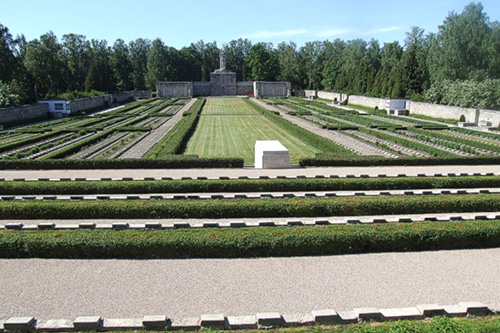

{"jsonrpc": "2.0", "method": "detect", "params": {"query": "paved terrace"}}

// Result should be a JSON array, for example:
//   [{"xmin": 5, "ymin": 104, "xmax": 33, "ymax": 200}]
[
  {"xmin": 0, "ymin": 165, "xmax": 499, "ymax": 180},
  {"xmin": 0, "ymin": 249, "xmax": 499, "ymax": 319}
]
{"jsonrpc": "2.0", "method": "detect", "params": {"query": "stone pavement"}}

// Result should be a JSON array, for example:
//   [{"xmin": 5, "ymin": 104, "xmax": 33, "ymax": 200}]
[
  {"xmin": 0, "ymin": 165, "xmax": 499, "ymax": 180},
  {"xmin": 1, "ymin": 248, "xmax": 499, "ymax": 319}
]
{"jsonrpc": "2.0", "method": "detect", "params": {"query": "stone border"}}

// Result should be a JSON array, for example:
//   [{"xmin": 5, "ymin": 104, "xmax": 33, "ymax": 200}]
[
  {"xmin": 2, "ymin": 212, "xmax": 500, "ymax": 230},
  {"xmin": 0, "ymin": 302, "xmax": 494, "ymax": 332},
  {"xmin": 0, "ymin": 172, "xmax": 496, "ymax": 182},
  {"xmin": 1, "ymin": 187, "xmax": 497, "ymax": 202}
]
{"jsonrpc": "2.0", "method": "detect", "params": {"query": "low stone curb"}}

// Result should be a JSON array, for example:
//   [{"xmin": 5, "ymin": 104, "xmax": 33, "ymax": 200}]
[
  {"xmin": 0, "ymin": 172, "xmax": 496, "ymax": 182},
  {"xmin": 0, "ymin": 302, "xmax": 494, "ymax": 332},
  {"xmin": 1, "ymin": 187, "xmax": 498, "ymax": 202},
  {"xmin": 2, "ymin": 212, "xmax": 500, "ymax": 231}
]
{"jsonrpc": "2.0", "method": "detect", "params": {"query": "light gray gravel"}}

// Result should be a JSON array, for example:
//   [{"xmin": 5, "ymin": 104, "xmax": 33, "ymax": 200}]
[
  {"xmin": 0, "ymin": 249, "xmax": 499, "ymax": 319},
  {"xmin": 0, "ymin": 165, "xmax": 499, "ymax": 180}
]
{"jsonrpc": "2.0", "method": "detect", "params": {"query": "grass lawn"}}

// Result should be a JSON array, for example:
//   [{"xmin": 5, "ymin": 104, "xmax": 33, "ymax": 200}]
[{"xmin": 183, "ymin": 98, "xmax": 322, "ymax": 164}]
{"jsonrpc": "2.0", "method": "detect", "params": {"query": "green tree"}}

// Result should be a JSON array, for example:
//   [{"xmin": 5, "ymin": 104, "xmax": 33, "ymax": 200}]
[
  {"xmin": 62, "ymin": 33, "xmax": 91, "ymax": 91},
  {"xmin": 246, "ymin": 43, "xmax": 279, "ymax": 81},
  {"xmin": 110, "ymin": 39, "xmax": 133, "ymax": 91},
  {"xmin": 401, "ymin": 27, "xmax": 429, "ymax": 98},
  {"xmin": 146, "ymin": 38, "xmax": 169, "ymax": 90},
  {"xmin": 321, "ymin": 39, "xmax": 346, "ymax": 91},
  {"xmin": 224, "ymin": 38, "xmax": 252, "ymax": 81},
  {"xmin": 0, "ymin": 80, "xmax": 20, "ymax": 107},
  {"xmin": 24, "ymin": 32, "xmax": 67, "ymax": 98},
  {"xmin": 129, "ymin": 38, "xmax": 151, "ymax": 90},
  {"xmin": 0, "ymin": 23, "xmax": 17, "ymax": 83}
]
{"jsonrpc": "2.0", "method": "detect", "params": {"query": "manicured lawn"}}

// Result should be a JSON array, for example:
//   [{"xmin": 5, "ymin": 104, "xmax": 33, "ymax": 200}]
[{"xmin": 183, "ymin": 98, "xmax": 322, "ymax": 164}]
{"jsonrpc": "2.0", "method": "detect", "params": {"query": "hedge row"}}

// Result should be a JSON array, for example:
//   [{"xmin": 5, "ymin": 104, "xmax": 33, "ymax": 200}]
[
  {"xmin": 0, "ymin": 156, "xmax": 244, "ymax": 170},
  {"xmin": 244, "ymin": 99, "xmax": 354, "ymax": 156},
  {"xmin": 410, "ymin": 128, "xmax": 500, "ymax": 153},
  {"xmin": 0, "ymin": 130, "xmax": 63, "ymax": 153},
  {"xmin": 1, "ymin": 194, "xmax": 499, "ymax": 219},
  {"xmin": 1, "ymin": 220, "xmax": 500, "ymax": 258},
  {"xmin": 41, "ymin": 129, "xmax": 114, "ymax": 159},
  {"xmin": 300, "ymin": 154, "xmax": 500, "ymax": 166},
  {"xmin": 1, "ymin": 176, "xmax": 498, "ymax": 195},
  {"xmin": 359, "ymin": 128, "xmax": 457, "ymax": 157},
  {"xmin": 146, "ymin": 98, "xmax": 205, "ymax": 158}
]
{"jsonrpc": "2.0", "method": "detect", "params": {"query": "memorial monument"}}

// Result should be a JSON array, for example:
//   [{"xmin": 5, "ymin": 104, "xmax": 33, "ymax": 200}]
[
  {"xmin": 210, "ymin": 51, "xmax": 237, "ymax": 96},
  {"xmin": 156, "ymin": 50, "xmax": 291, "ymax": 98}
]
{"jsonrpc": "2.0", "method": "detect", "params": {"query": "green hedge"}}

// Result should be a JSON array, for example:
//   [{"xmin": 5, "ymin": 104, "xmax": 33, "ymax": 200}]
[
  {"xmin": 300, "ymin": 155, "xmax": 500, "ymax": 166},
  {"xmin": 0, "ymin": 130, "xmax": 63, "ymax": 153},
  {"xmin": 1, "ymin": 194, "xmax": 499, "ymax": 219},
  {"xmin": 1, "ymin": 220, "xmax": 500, "ymax": 258},
  {"xmin": 0, "ymin": 156, "xmax": 244, "ymax": 170},
  {"xmin": 1, "ymin": 176, "xmax": 498, "ymax": 195},
  {"xmin": 41, "ymin": 130, "xmax": 114, "ymax": 159}
]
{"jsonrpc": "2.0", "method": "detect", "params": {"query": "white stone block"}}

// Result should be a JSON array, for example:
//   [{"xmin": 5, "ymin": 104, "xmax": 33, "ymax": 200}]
[{"xmin": 255, "ymin": 140, "xmax": 289, "ymax": 169}]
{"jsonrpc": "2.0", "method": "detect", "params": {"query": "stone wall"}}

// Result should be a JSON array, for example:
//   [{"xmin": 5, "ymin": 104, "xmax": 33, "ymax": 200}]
[
  {"xmin": 348, "ymin": 95, "xmax": 386, "ymax": 109},
  {"xmin": 317, "ymin": 91, "xmax": 346, "ymax": 102},
  {"xmin": 475, "ymin": 109, "xmax": 500, "ymax": 127},
  {"xmin": 408, "ymin": 102, "xmax": 478, "ymax": 123},
  {"xmin": 0, "ymin": 103, "xmax": 49, "ymax": 126},
  {"xmin": 69, "ymin": 95, "xmax": 113, "ymax": 113},
  {"xmin": 193, "ymin": 82, "xmax": 211, "ymax": 96},
  {"xmin": 157, "ymin": 82, "xmax": 193, "ymax": 98},
  {"xmin": 254, "ymin": 81, "xmax": 291, "ymax": 98},
  {"xmin": 236, "ymin": 82, "xmax": 254, "ymax": 95},
  {"xmin": 210, "ymin": 72, "xmax": 237, "ymax": 96}
]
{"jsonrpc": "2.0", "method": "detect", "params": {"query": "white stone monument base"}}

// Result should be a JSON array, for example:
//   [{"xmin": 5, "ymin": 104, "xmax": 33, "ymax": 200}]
[{"xmin": 255, "ymin": 140, "xmax": 290, "ymax": 169}]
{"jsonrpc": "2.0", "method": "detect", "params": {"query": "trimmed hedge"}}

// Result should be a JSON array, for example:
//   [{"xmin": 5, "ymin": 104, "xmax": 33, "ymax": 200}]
[
  {"xmin": 0, "ymin": 130, "xmax": 63, "ymax": 153},
  {"xmin": 0, "ymin": 156, "xmax": 244, "ymax": 170},
  {"xmin": 1, "ymin": 176, "xmax": 498, "ymax": 195},
  {"xmin": 300, "ymin": 155, "xmax": 500, "ymax": 166},
  {"xmin": 1, "ymin": 220, "xmax": 500, "ymax": 258},
  {"xmin": 1, "ymin": 194, "xmax": 499, "ymax": 219},
  {"xmin": 41, "ymin": 130, "xmax": 114, "ymax": 159}
]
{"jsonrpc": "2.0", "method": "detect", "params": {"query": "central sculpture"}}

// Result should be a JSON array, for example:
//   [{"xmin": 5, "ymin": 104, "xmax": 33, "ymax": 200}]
[{"xmin": 219, "ymin": 50, "xmax": 226, "ymax": 71}]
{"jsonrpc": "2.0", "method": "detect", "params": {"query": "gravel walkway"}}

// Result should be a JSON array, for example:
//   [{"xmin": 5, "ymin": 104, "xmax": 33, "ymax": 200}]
[
  {"xmin": 1, "ymin": 248, "xmax": 499, "ymax": 319},
  {"xmin": 119, "ymin": 99, "xmax": 197, "ymax": 159},
  {"xmin": 1, "ymin": 165, "xmax": 499, "ymax": 180}
]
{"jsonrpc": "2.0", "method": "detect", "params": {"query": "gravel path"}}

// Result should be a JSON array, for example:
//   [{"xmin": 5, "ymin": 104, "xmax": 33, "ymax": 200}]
[
  {"xmin": 1, "ymin": 165, "xmax": 499, "ymax": 180},
  {"xmin": 1, "ymin": 248, "xmax": 499, "ymax": 319},
  {"xmin": 119, "ymin": 99, "xmax": 197, "ymax": 159},
  {"xmin": 251, "ymin": 98, "xmax": 388, "ymax": 156}
]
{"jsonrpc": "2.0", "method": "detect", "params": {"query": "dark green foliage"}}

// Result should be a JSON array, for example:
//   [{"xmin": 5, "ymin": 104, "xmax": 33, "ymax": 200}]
[
  {"xmin": 1, "ymin": 219, "xmax": 500, "ymax": 258},
  {"xmin": 0, "ymin": 130, "xmax": 62, "ymax": 153},
  {"xmin": 1, "ymin": 194, "xmax": 499, "ymax": 219},
  {"xmin": 1, "ymin": 176, "xmax": 498, "ymax": 195},
  {"xmin": 0, "ymin": 156, "xmax": 243, "ymax": 169},
  {"xmin": 300, "ymin": 155, "xmax": 500, "ymax": 166}
]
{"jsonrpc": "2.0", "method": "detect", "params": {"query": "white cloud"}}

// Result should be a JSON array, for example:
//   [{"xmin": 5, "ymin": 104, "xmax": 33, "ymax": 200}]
[
  {"xmin": 314, "ymin": 28, "xmax": 356, "ymax": 37},
  {"xmin": 243, "ymin": 29, "xmax": 309, "ymax": 39},
  {"xmin": 361, "ymin": 26, "xmax": 404, "ymax": 35}
]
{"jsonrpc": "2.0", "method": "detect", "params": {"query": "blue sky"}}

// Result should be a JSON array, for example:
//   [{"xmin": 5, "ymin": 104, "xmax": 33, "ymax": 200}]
[{"xmin": 2, "ymin": 0, "xmax": 499, "ymax": 48}]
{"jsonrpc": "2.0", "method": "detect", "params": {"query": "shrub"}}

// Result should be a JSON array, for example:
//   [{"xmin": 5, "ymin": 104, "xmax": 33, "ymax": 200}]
[
  {"xmin": 459, "ymin": 114, "xmax": 466, "ymax": 122},
  {"xmin": 1, "ymin": 220, "xmax": 500, "ymax": 259}
]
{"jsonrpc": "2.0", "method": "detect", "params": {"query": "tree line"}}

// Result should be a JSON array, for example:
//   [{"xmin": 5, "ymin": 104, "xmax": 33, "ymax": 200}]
[{"xmin": 0, "ymin": 2, "xmax": 499, "ymax": 109}]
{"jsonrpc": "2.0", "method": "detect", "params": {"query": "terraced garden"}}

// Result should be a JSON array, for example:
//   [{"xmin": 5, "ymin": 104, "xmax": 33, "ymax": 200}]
[
  {"xmin": 0, "ymin": 98, "xmax": 192, "ymax": 161},
  {"xmin": 263, "ymin": 97, "xmax": 500, "ymax": 160}
]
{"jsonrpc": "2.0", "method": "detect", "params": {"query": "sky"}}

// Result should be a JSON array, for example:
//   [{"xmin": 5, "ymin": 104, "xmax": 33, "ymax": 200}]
[{"xmin": 1, "ymin": 0, "xmax": 499, "ymax": 48}]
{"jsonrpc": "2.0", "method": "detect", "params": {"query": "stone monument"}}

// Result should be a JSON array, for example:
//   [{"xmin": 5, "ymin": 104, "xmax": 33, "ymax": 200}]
[
  {"xmin": 255, "ymin": 140, "xmax": 290, "ymax": 169},
  {"xmin": 210, "ymin": 50, "xmax": 237, "ymax": 96}
]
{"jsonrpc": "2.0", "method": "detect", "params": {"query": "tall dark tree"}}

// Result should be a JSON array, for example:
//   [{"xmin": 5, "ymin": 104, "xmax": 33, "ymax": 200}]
[
  {"xmin": 110, "ymin": 39, "xmax": 133, "ymax": 91},
  {"xmin": 401, "ymin": 27, "xmax": 429, "ymax": 99},
  {"xmin": 24, "ymin": 32, "xmax": 67, "ymax": 97},
  {"xmin": 62, "ymin": 34, "xmax": 91, "ymax": 91},
  {"xmin": 146, "ymin": 38, "xmax": 170, "ymax": 90},
  {"xmin": 129, "ymin": 38, "xmax": 151, "ymax": 90},
  {"xmin": 0, "ymin": 23, "xmax": 17, "ymax": 83},
  {"xmin": 223, "ymin": 38, "xmax": 252, "ymax": 81},
  {"xmin": 246, "ymin": 43, "xmax": 279, "ymax": 81},
  {"xmin": 321, "ymin": 39, "xmax": 346, "ymax": 91}
]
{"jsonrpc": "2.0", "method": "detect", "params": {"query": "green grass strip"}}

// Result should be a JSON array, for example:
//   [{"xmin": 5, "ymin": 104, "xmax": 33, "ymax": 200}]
[
  {"xmin": 1, "ymin": 176, "xmax": 499, "ymax": 195},
  {"xmin": 1, "ymin": 194, "xmax": 499, "ymax": 219},
  {"xmin": 1, "ymin": 219, "xmax": 500, "ymax": 259}
]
